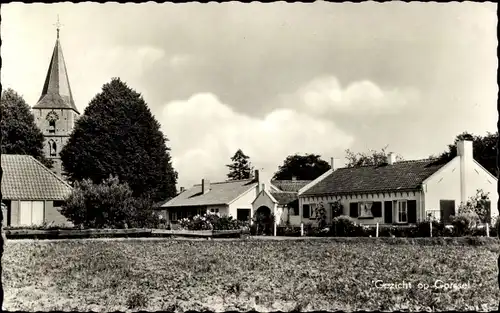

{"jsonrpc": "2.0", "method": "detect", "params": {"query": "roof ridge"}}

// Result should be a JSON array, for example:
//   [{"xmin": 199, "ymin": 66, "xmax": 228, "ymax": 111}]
[
  {"xmin": 339, "ymin": 158, "xmax": 439, "ymax": 169},
  {"xmin": 192, "ymin": 178, "xmax": 255, "ymax": 186},
  {"xmin": 27, "ymin": 155, "xmax": 73, "ymax": 189}
]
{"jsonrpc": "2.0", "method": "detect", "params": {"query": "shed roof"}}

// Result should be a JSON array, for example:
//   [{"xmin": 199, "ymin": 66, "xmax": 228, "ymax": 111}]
[{"xmin": 1, "ymin": 154, "xmax": 72, "ymax": 200}]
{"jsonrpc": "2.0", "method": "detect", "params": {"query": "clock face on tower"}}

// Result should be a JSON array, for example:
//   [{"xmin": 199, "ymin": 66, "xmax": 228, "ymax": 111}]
[{"xmin": 46, "ymin": 111, "xmax": 59, "ymax": 122}]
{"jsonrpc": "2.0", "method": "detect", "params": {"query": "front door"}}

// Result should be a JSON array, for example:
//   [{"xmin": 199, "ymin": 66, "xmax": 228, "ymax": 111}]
[{"xmin": 440, "ymin": 200, "xmax": 455, "ymax": 224}]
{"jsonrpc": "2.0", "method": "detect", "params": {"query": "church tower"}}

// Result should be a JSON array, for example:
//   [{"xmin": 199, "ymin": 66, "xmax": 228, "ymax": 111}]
[{"xmin": 32, "ymin": 21, "xmax": 80, "ymax": 178}]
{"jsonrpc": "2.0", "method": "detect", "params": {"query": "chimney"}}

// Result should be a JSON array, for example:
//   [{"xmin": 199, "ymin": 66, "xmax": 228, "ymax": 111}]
[
  {"xmin": 387, "ymin": 153, "xmax": 396, "ymax": 165},
  {"xmin": 179, "ymin": 187, "xmax": 185, "ymax": 193},
  {"xmin": 291, "ymin": 176, "xmax": 297, "ymax": 181},
  {"xmin": 201, "ymin": 179, "xmax": 210, "ymax": 194},
  {"xmin": 457, "ymin": 139, "xmax": 473, "ymax": 159},
  {"xmin": 254, "ymin": 170, "xmax": 260, "ymax": 184},
  {"xmin": 330, "ymin": 157, "xmax": 339, "ymax": 171},
  {"xmin": 457, "ymin": 139, "xmax": 473, "ymax": 203}
]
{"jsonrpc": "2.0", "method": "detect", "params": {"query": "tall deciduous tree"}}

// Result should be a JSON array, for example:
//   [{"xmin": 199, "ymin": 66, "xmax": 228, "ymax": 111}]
[
  {"xmin": 0, "ymin": 89, "xmax": 52, "ymax": 168},
  {"xmin": 226, "ymin": 149, "xmax": 253, "ymax": 180},
  {"xmin": 345, "ymin": 145, "xmax": 404, "ymax": 168},
  {"xmin": 433, "ymin": 131, "xmax": 498, "ymax": 177},
  {"xmin": 60, "ymin": 78, "xmax": 177, "ymax": 202},
  {"xmin": 273, "ymin": 154, "xmax": 331, "ymax": 180}
]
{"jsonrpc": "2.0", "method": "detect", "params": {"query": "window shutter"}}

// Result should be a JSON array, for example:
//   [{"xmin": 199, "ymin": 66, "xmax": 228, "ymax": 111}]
[
  {"xmin": 371, "ymin": 202, "xmax": 382, "ymax": 218},
  {"xmin": 349, "ymin": 202, "xmax": 359, "ymax": 218},
  {"xmin": 407, "ymin": 200, "xmax": 417, "ymax": 223},
  {"xmin": 384, "ymin": 201, "xmax": 393, "ymax": 224},
  {"xmin": 303, "ymin": 204, "xmax": 310, "ymax": 218}
]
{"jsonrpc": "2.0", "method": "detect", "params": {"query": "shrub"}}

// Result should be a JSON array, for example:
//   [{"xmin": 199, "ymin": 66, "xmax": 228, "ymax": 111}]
[
  {"xmin": 124, "ymin": 197, "xmax": 162, "ymax": 229},
  {"xmin": 457, "ymin": 189, "xmax": 492, "ymax": 223},
  {"xmin": 450, "ymin": 213, "xmax": 480, "ymax": 236},
  {"xmin": 415, "ymin": 218, "xmax": 452, "ymax": 237},
  {"xmin": 179, "ymin": 213, "xmax": 247, "ymax": 231},
  {"xmin": 61, "ymin": 176, "xmax": 159, "ymax": 229},
  {"xmin": 313, "ymin": 202, "xmax": 328, "ymax": 229},
  {"xmin": 332, "ymin": 215, "xmax": 356, "ymax": 236},
  {"xmin": 277, "ymin": 226, "xmax": 301, "ymax": 237}
]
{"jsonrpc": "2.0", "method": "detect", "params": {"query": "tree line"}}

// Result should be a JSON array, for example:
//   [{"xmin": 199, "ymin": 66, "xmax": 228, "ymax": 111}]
[{"xmin": 2, "ymin": 81, "xmax": 498, "ymax": 228}]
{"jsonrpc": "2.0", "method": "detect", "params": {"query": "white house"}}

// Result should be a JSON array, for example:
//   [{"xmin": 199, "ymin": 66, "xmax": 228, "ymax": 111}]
[
  {"xmin": 298, "ymin": 140, "xmax": 498, "ymax": 226},
  {"xmin": 160, "ymin": 170, "xmax": 311, "ymax": 226}
]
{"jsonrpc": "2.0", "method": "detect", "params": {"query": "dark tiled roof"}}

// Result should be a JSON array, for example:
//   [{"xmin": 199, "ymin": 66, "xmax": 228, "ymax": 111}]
[
  {"xmin": 268, "ymin": 180, "xmax": 311, "ymax": 205},
  {"xmin": 162, "ymin": 179, "xmax": 257, "ymax": 207},
  {"xmin": 302, "ymin": 159, "xmax": 447, "ymax": 196},
  {"xmin": 270, "ymin": 192, "xmax": 299, "ymax": 205},
  {"xmin": 271, "ymin": 180, "xmax": 312, "ymax": 192},
  {"xmin": 1, "ymin": 154, "xmax": 73, "ymax": 200},
  {"xmin": 33, "ymin": 36, "xmax": 80, "ymax": 114}
]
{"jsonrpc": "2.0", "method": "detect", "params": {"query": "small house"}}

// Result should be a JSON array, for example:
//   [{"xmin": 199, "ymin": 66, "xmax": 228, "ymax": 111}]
[{"xmin": 1, "ymin": 154, "xmax": 72, "ymax": 227}]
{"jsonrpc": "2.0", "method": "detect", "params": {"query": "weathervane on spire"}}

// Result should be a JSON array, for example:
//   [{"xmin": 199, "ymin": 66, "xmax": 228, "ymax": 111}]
[{"xmin": 53, "ymin": 14, "xmax": 63, "ymax": 39}]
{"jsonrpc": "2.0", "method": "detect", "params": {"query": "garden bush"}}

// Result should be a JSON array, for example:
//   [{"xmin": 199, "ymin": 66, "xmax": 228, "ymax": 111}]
[
  {"xmin": 179, "ymin": 213, "xmax": 248, "ymax": 231},
  {"xmin": 60, "ymin": 176, "xmax": 160, "ymax": 229},
  {"xmin": 450, "ymin": 212, "xmax": 480, "ymax": 236},
  {"xmin": 277, "ymin": 226, "xmax": 301, "ymax": 237},
  {"xmin": 332, "ymin": 215, "xmax": 357, "ymax": 236}
]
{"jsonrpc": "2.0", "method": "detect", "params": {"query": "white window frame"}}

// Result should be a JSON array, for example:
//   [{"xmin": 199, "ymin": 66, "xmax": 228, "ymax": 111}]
[
  {"xmin": 358, "ymin": 202, "xmax": 373, "ymax": 218},
  {"xmin": 396, "ymin": 200, "xmax": 408, "ymax": 223}
]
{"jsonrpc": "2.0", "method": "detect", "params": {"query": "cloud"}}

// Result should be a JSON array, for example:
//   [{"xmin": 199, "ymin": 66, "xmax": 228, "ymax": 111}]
[
  {"xmin": 288, "ymin": 76, "xmax": 419, "ymax": 115},
  {"xmin": 161, "ymin": 93, "xmax": 354, "ymax": 188},
  {"xmin": 168, "ymin": 54, "xmax": 192, "ymax": 68}
]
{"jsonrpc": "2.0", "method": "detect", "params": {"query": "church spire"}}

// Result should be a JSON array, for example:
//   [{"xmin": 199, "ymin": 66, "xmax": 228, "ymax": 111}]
[
  {"xmin": 33, "ymin": 16, "xmax": 80, "ymax": 114},
  {"xmin": 55, "ymin": 15, "xmax": 62, "ymax": 39}
]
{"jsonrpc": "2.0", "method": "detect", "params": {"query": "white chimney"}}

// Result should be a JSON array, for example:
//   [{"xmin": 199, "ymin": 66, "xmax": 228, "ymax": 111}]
[
  {"xmin": 201, "ymin": 179, "xmax": 210, "ymax": 194},
  {"xmin": 330, "ymin": 157, "xmax": 339, "ymax": 171},
  {"xmin": 457, "ymin": 140, "xmax": 473, "ymax": 159},
  {"xmin": 387, "ymin": 153, "xmax": 396, "ymax": 165},
  {"xmin": 291, "ymin": 176, "xmax": 297, "ymax": 181},
  {"xmin": 457, "ymin": 139, "xmax": 473, "ymax": 203}
]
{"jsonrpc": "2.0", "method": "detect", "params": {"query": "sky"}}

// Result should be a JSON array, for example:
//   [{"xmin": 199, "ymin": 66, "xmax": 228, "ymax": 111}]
[{"xmin": 1, "ymin": 2, "xmax": 498, "ymax": 189}]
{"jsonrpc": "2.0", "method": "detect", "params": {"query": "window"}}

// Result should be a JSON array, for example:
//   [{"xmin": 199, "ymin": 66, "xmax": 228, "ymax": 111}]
[
  {"xmin": 48, "ymin": 140, "xmax": 57, "ymax": 157},
  {"xmin": 49, "ymin": 120, "xmax": 56, "ymax": 133},
  {"xmin": 292, "ymin": 205, "xmax": 300, "ymax": 216},
  {"xmin": 169, "ymin": 211, "xmax": 178, "ymax": 222},
  {"xmin": 237, "ymin": 209, "xmax": 251, "ymax": 221},
  {"xmin": 396, "ymin": 200, "xmax": 408, "ymax": 223},
  {"xmin": 19, "ymin": 201, "xmax": 44, "ymax": 226},
  {"xmin": 210, "ymin": 208, "xmax": 220, "ymax": 214},
  {"xmin": 302, "ymin": 204, "xmax": 310, "ymax": 218},
  {"xmin": 358, "ymin": 202, "xmax": 373, "ymax": 218}
]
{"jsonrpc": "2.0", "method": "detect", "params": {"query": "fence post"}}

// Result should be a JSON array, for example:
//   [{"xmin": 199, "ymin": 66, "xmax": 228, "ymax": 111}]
[
  {"xmin": 274, "ymin": 221, "xmax": 277, "ymax": 237},
  {"xmin": 376, "ymin": 223, "xmax": 379, "ymax": 238},
  {"xmin": 300, "ymin": 223, "xmax": 304, "ymax": 237},
  {"xmin": 486, "ymin": 223, "xmax": 490, "ymax": 237},
  {"xmin": 430, "ymin": 220, "xmax": 433, "ymax": 238}
]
